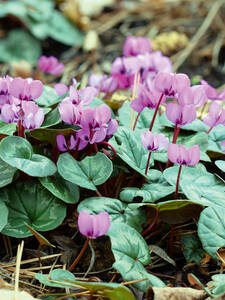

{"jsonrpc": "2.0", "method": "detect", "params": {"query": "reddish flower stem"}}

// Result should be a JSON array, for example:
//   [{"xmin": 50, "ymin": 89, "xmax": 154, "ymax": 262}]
[
  {"xmin": 206, "ymin": 126, "xmax": 213, "ymax": 134},
  {"xmin": 73, "ymin": 138, "xmax": 81, "ymax": 159},
  {"xmin": 172, "ymin": 124, "xmax": 180, "ymax": 143},
  {"xmin": 145, "ymin": 151, "xmax": 152, "ymax": 175},
  {"xmin": 175, "ymin": 164, "xmax": 182, "ymax": 199},
  {"xmin": 142, "ymin": 209, "xmax": 159, "ymax": 236},
  {"xmin": 68, "ymin": 238, "xmax": 90, "ymax": 272},
  {"xmin": 149, "ymin": 93, "xmax": 164, "ymax": 131},
  {"xmin": 99, "ymin": 142, "xmax": 116, "ymax": 160},
  {"xmin": 94, "ymin": 143, "xmax": 98, "ymax": 153},
  {"xmin": 17, "ymin": 120, "xmax": 24, "ymax": 138},
  {"xmin": 166, "ymin": 125, "xmax": 180, "ymax": 168},
  {"xmin": 133, "ymin": 112, "xmax": 141, "ymax": 131}
]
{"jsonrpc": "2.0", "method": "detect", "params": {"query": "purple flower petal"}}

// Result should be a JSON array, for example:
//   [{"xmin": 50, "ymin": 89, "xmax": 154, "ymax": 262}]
[
  {"xmin": 56, "ymin": 135, "xmax": 68, "ymax": 151},
  {"xmin": 93, "ymin": 212, "xmax": 110, "ymax": 238},
  {"xmin": 78, "ymin": 211, "xmax": 93, "ymax": 238},
  {"xmin": 188, "ymin": 145, "xmax": 200, "ymax": 166}
]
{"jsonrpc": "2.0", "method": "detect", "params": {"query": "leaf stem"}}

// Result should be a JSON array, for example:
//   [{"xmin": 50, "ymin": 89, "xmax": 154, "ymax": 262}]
[
  {"xmin": 142, "ymin": 209, "xmax": 159, "ymax": 236},
  {"xmin": 68, "ymin": 238, "xmax": 90, "ymax": 272},
  {"xmin": 166, "ymin": 124, "xmax": 180, "ymax": 168},
  {"xmin": 149, "ymin": 93, "xmax": 164, "ymax": 131},
  {"xmin": 175, "ymin": 164, "xmax": 182, "ymax": 199},
  {"xmin": 145, "ymin": 151, "xmax": 152, "ymax": 175},
  {"xmin": 95, "ymin": 189, "xmax": 103, "ymax": 197},
  {"xmin": 99, "ymin": 142, "xmax": 116, "ymax": 160}
]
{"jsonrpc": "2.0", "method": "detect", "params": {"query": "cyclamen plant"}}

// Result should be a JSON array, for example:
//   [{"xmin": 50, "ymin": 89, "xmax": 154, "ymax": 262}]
[{"xmin": 0, "ymin": 37, "xmax": 224, "ymax": 299}]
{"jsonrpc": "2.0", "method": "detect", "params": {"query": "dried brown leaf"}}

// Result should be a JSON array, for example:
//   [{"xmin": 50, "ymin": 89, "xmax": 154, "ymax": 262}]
[{"xmin": 146, "ymin": 287, "xmax": 208, "ymax": 300}]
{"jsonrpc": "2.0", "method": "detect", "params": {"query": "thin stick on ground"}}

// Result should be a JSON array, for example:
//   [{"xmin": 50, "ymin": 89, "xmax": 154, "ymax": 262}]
[{"xmin": 173, "ymin": 0, "xmax": 224, "ymax": 72}]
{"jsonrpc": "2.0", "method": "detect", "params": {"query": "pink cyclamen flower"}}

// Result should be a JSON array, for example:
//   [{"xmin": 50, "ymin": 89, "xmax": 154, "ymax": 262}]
[
  {"xmin": 123, "ymin": 36, "xmax": 152, "ymax": 57},
  {"xmin": 9, "ymin": 77, "xmax": 43, "ymax": 101},
  {"xmin": 63, "ymin": 86, "xmax": 98, "ymax": 107},
  {"xmin": 201, "ymin": 80, "xmax": 225, "ymax": 101},
  {"xmin": 38, "ymin": 56, "xmax": 64, "ymax": 75},
  {"xmin": 178, "ymin": 85, "xmax": 206, "ymax": 107},
  {"xmin": 141, "ymin": 131, "xmax": 169, "ymax": 152},
  {"xmin": 1, "ymin": 101, "xmax": 44, "ymax": 129},
  {"xmin": 58, "ymin": 99, "xmax": 81, "ymax": 125},
  {"xmin": 203, "ymin": 102, "xmax": 225, "ymax": 128},
  {"xmin": 168, "ymin": 144, "xmax": 200, "ymax": 166},
  {"xmin": 78, "ymin": 211, "xmax": 110, "ymax": 239},
  {"xmin": 78, "ymin": 104, "xmax": 117, "ymax": 144},
  {"xmin": 166, "ymin": 103, "xmax": 196, "ymax": 127},
  {"xmin": 154, "ymin": 72, "xmax": 190, "ymax": 97}
]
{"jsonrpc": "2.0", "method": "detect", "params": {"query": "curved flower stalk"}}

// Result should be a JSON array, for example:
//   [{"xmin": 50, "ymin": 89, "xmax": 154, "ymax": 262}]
[
  {"xmin": 167, "ymin": 144, "xmax": 200, "ymax": 199},
  {"xmin": 141, "ymin": 131, "xmax": 169, "ymax": 175},
  {"xmin": 68, "ymin": 211, "xmax": 110, "ymax": 272},
  {"xmin": 203, "ymin": 102, "xmax": 225, "ymax": 134},
  {"xmin": 38, "ymin": 56, "xmax": 64, "ymax": 75}
]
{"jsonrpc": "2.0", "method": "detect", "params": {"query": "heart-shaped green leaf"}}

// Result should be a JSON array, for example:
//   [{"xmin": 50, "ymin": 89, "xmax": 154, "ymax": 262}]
[
  {"xmin": 181, "ymin": 234, "xmax": 204, "ymax": 264},
  {"xmin": 120, "ymin": 173, "xmax": 174, "ymax": 203},
  {"xmin": 0, "ymin": 158, "xmax": 17, "ymax": 188},
  {"xmin": 0, "ymin": 181, "xmax": 66, "ymax": 237},
  {"xmin": 207, "ymin": 274, "xmax": 225, "ymax": 297},
  {"xmin": 48, "ymin": 11, "xmax": 84, "ymax": 46},
  {"xmin": 108, "ymin": 223, "xmax": 165, "ymax": 291},
  {"xmin": 57, "ymin": 152, "xmax": 113, "ymax": 190},
  {"xmin": 41, "ymin": 107, "xmax": 62, "ymax": 128},
  {"xmin": 30, "ymin": 128, "xmax": 77, "ymax": 146},
  {"xmin": 0, "ymin": 1, "xmax": 27, "ymax": 18},
  {"xmin": 35, "ymin": 269, "xmax": 76, "ymax": 288},
  {"xmin": 0, "ymin": 29, "xmax": 41, "ymax": 64},
  {"xmin": 39, "ymin": 173, "xmax": 79, "ymax": 204},
  {"xmin": 36, "ymin": 269, "xmax": 135, "ymax": 300},
  {"xmin": 0, "ymin": 136, "xmax": 56, "ymax": 177},
  {"xmin": 0, "ymin": 199, "xmax": 8, "ymax": 232},
  {"xmin": 163, "ymin": 164, "xmax": 207, "ymax": 187},
  {"xmin": 0, "ymin": 119, "xmax": 17, "ymax": 136},
  {"xmin": 77, "ymin": 197, "xmax": 145, "ymax": 232},
  {"xmin": 208, "ymin": 125, "xmax": 225, "ymax": 154},
  {"xmin": 180, "ymin": 170, "xmax": 225, "ymax": 209},
  {"xmin": 198, "ymin": 206, "xmax": 225, "ymax": 259},
  {"xmin": 111, "ymin": 127, "xmax": 153, "ymax": 178},
  {"xmin": 215, "ymin": 160, "xmax": 225, "ymax": 172}
]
